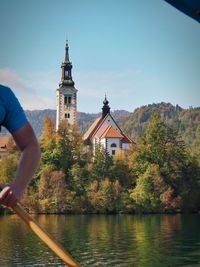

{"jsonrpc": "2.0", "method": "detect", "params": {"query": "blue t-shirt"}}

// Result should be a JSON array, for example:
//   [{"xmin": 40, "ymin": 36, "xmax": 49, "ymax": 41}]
[{"xmin": 0, "ymin": 84, "xmax": 28, "ymax": 133}]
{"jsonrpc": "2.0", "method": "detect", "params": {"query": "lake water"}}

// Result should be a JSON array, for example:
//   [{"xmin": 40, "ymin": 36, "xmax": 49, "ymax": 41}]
[{"xmin": 1, "ymin": 214, "xmax": 200, "ymax": 266}]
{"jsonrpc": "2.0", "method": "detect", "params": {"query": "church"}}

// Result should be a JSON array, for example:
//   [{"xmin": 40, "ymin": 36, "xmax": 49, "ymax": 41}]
[
  {"xmin": 83, "ymin": 97, "xmax": 133, "ymax": 156},
  {"xmin": 56, "ymin": 40, "xmax": 133, "ymax": 156}
]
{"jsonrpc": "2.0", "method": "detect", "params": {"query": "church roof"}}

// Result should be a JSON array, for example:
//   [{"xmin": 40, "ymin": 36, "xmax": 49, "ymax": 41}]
[
  {"xmin": 83, "ymin": 112, "xmax": 134, "ymax": 144},
  {"xmin": 83, "ymin": 117, "xmax": 103, "ymax": 141},
  {"xmin": 121, "ymin": 134, "xmax": 133, "ymax": 144},
  {"xmin": 83, "ymin": 113, "xmax": 116, "ymax": 141},
  {"xmin": 100, "ymin": 125, "xmax": 124, "ymax": 139},
  {"xmin": 95, "ymin": 120, "xmax": 111, "ymax": 138},
  {"xmin": 83, "ymin": 97, "xmax": 135, "ymax": 145},
  {"xmin": 100, "ymin": 125, "xmax": 133, "ymax": 144}
]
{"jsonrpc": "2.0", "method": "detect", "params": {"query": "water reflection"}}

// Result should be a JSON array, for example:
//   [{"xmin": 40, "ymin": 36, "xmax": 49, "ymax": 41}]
[{"xmin": 1, "ymin": 214, "xmax": 200, "ymax": 266}]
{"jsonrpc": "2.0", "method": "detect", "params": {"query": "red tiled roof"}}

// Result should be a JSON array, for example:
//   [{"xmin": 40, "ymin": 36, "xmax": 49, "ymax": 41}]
[
  {"xmin": 83, "ymin": 113, "xmax": 135, "ymax": 145},
  {"xmin": 100, "ymin": 125, "xmax": 124, "ymax": 139}
]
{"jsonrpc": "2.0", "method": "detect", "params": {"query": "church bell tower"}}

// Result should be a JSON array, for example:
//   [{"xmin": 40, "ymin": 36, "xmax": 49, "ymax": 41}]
[{"xmin": 56, "ymin": 40, "xmax": 78, "ymax": 130}]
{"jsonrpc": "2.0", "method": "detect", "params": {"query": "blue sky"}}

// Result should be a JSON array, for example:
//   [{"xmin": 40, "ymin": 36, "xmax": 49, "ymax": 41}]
[{"xmin": 0, "ymin": 0, "xmax": 199, "ymax": 112}]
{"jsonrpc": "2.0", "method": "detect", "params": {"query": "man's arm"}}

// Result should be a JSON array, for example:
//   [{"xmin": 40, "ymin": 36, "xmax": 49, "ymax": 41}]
[{"xmin": 0, "ymin": 123, "xmax": 41, "ymax": 207}]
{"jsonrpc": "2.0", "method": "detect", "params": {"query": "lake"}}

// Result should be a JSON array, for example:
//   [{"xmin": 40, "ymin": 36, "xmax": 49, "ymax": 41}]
[{"xmin": 1, "ymin": 214, "xmax": 200, "ymax": 266}]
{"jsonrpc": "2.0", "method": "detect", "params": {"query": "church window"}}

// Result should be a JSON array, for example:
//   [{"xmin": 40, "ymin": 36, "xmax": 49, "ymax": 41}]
[
  {"xmin": 65, "ymin": 113, "xmax": 70, "ymax": 118},
  {"xmin": 112, "ymin": 150, "xmax": 115, "ymax": 155},
  {"xmin": 64, "ymin": 96, "xmax": 72, "ymax": 106},
  {"xmin": 111, "ymin": 143, "xmax": 117, "ymax": 148}
]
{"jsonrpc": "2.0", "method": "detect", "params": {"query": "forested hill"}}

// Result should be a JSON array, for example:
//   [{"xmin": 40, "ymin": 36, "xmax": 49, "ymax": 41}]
[
  {"xmin": 117, "ymin": 102, "xmax": 200, "ymax": 151},
  {"xmin": 22, "ymin": 102, "xmax": 200, "ymax": 151},
  {"xmin": 24, "ymin": 109, "xmax": 131, "ymax": 137}
]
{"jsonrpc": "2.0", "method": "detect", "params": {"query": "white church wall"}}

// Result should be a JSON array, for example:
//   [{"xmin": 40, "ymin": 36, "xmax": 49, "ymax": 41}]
[
  {"xmin": 106, "ymin": 138, "xmax": 121, "ymax": 156},
  {"xmin": 100, "ymin": 138, "xmax": 106, "ymax": 148}
]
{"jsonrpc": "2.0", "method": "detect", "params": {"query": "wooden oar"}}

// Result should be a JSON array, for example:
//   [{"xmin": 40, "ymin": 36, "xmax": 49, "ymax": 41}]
[{"xmin": 11, "ymin": 203, "xmax": 80, "ymax": 267}]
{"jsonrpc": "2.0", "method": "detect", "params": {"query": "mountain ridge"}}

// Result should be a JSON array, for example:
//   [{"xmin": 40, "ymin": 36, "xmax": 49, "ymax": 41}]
[{"xmin": 1, "ymin": 102, "xmax": 199, "ymax": 153}]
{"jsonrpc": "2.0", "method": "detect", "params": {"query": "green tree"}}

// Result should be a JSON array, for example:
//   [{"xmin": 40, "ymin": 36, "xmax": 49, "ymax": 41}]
[
  {"xmin": 69, "ymin": 163, "xmax": 89, "ymax": 195},
  {"xmin": 0, "ymin": 155, "xmax": 18, "ymax": 185},
  {"xmin": 130, "ymin": 164, "xmax": 165, "ymax": 212},
  {"xmin": 40, "ymin": 116, "xmax": 58, "ymax": 169},
  {"xmin": 193, "ymin": 124, "xmax": 200, "ymax": 164},
  {"xmin": 90, "ymin": 143, "xmax": 113, "ymax": 181},
  {"xmin": 56, "ymin": 120, "xmax": 73, "ymax": 176},
  {"xmin": 70, "ymin": 125, "xmax": 89, "ymax": 166},
  {"xmin": 130, "ymin": 113, "xmax": 200, "ymax": 212}
]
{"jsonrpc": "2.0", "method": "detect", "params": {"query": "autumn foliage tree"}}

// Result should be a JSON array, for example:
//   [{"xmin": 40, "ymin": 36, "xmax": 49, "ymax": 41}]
[
  {"xmin": 7, "ymin": 112, "xmax": 199, "ymax": 215},
  {"xmin": 130, "ymin": 113, "xmax": 200, "ymax": 212}
]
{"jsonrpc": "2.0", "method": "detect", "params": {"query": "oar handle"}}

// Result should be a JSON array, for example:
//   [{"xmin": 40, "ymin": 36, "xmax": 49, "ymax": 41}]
[{"xmin": 12, "ymin": 203, "xmax": 80, "ymax": 267}]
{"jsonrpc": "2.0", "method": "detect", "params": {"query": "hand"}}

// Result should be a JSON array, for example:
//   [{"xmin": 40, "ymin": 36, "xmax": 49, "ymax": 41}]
[{"xmin": 0, "ymin": 184, "xmax": 23, "ymax": 208}]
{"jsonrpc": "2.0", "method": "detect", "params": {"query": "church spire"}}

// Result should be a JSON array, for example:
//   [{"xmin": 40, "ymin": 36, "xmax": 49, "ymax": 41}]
[
  {"xmin": 64, "ymin": 39, "xmax": 70, "ymax": 63},
  {"xmin": 102, "ymin": 95, "xmax": 110, "ymax": 117},
  {"xmin": 60, "ymin": 39, "xmax": 74, "ymax": 86}
]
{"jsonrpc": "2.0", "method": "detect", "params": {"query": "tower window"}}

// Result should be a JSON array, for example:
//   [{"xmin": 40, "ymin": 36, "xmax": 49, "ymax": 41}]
[
  {"xmin": 65, "ymin": 113, "xmax": 70, "ymax": 118},
  {"xmin": 65, "ymin": 70, "xmax": 68, "ymax": 77},
  {"xmin": 64, "ymin": 96, "xmax": 72, "ymax": 105},
  {"xmin": 112, "ymin": 150, "xmax": 116, "ymax": 155}
]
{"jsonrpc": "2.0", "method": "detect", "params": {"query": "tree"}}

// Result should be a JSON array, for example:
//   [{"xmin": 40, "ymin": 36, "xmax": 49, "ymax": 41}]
[
  {"xmin": 40, "ymin": 116, "xmax": 56, "ymax": 151},
  {"xmin": 56, "ymin": 120, "xmax": 73, "ymax": 176},
  {"xmin": 130, "ymin": 164, "xmax": 165, "ymax": 212},
  {"xmin": 70, "ymin": 125, "xmax": 89, "ymax": 166},
  {"xmin": 193, "ymin": 124, "xmax": 200, "ymax": 164},
  {"xmin": 0, "ymin": 155, "xmax": 18, "ymax": 185},
  {"xmin": 110, "ymin": 150, "xmax": 132, "ymax": 187},
  {"xmin": 0, "ymin": 137, "xmax": 19, "ymax": 185},
  {"xmin": 89, "ymin": 143, "xmax": 113, "ymax": 181},
  {"xmin": 40, "ymin": 116, "xmax": 58, "ymax": 169},
  {"xmin": 69, "ymin": 163, "xmax": 89, "ymax": 195},
  {"xmin": 130, "ymin": 112, "xmax": 200, "ymax": 212},
  {"xmin": 88, "ymin": 178, "xmax": 122, "ymax": 213},
  {"xmin": 38, "ymin": 166, "xmax": 69, "ymax": 213}
]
